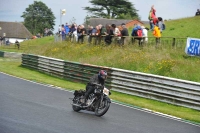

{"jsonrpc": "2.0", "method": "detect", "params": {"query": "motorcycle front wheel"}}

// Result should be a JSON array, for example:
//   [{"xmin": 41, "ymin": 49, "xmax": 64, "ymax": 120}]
[
  {"xmin": 72, "ymin": 97, "xmax": 82, "ymax": 112},
  {"xmin": 95, "ymin": 98, "xmax": 110, "ymax": 117}
]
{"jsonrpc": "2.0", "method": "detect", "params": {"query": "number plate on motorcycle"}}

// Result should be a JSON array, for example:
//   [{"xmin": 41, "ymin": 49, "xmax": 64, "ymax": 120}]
[{"xmin": 103, "ymin": 88, "xmax": 109, "ymax": 96}]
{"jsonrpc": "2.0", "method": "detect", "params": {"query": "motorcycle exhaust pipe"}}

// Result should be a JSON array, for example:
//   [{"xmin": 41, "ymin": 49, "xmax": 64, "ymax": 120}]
[{"xmin": 71, "ymin": 103, "xmax": 88, "ymax": 108}]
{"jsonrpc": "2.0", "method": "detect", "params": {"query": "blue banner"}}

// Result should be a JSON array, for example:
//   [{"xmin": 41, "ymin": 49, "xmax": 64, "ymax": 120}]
[{"xmin": 185, "ymin": 38, "xmax": 200, "ymax": 56}]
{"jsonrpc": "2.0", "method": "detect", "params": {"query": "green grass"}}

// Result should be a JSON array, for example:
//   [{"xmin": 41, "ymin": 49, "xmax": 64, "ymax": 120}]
[
  {"xmin": 0, "ymin": 58, "xmax": 85, "ymax": 90},
  {"xmin": 7, "ymin": 38, "xmax": 198, "ymax": 82},
  {"xmin": 0, "ymin": 57, "xmax": 200, "ymax": 124},
  {"xmin": 141, "ymin": 16, "xmax": 200, "ymax": 38}
]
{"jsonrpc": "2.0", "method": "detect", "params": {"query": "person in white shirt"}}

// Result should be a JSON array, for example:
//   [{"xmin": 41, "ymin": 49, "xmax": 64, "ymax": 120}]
[
  {"xmin": 111, "ymin": 24, "xmax": 121, "ymax": 44},
  {"xmin": 58, "ymin": 25, "xmax": 61, "ymax": 34},
  {"xmin": 141, "ymin": 26, "xmax": 148, "ymax": 43}
]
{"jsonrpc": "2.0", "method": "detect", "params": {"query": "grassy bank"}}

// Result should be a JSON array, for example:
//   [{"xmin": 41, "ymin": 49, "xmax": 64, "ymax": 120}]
[
  {"xmin": 19, "ymin": 39, "xmax": 200, "ymax": 82},
  {"xmin": 0, "ymin": 57, "xmax": 200, "ymax": 123}
]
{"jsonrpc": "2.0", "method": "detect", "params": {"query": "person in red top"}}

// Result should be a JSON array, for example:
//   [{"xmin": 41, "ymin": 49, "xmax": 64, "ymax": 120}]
[{"xmin": 148, "ymin": 5, "xmax": 157, "ymax": 30}]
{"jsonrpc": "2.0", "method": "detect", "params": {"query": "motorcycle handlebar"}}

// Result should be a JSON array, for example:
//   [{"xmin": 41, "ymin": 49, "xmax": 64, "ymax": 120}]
[{"xmin": 92, "ymin": 83, "xmax": 102, "ymax": 87}]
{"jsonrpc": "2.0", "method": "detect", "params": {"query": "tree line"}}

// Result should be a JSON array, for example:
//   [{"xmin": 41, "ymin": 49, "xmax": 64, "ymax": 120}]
[{"xmin": 21, "ymin": 0, "xmax": 139, "ymax": 36}]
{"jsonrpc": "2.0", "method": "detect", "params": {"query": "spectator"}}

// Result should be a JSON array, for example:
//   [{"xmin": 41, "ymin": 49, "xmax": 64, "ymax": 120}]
[
  {"xmin": 36, "ymin": 33, "xmax": 41, "ymax": 38},
  {"xmin": 121, "ymin": 23, "xmax": 129, "ymax": 45},
  {"xmin": 15, "ymin": 40, "xmax": 20, "ymax": 50},
  {"xmin": 44, "ymin": 28, "xmax": 48, "ymax": 36},
  {"xmin": 70, "ymin": 23, "xmax": 78, "ymax": 42},
  {"xmin": 95, "ymin": 24, "xmax": 107, "ymax": 45},
  {"xmin": 95, "ymin": 25, "xmax": 100, "ymax": 36},
  {"xmin": 99, "ymin": 24, "xmax": 107, "ymax": 36},
  {"xmin": 0, "ymin": 36, "xmax": 2, "ymax": 46},
  {"xmin": 105, "ymin": 24, "xmax": 113, "ymax": 45},
  {"xmin": 32, "ymin": 36, "xmax": 37, "ymax": 39},
  {"xmin": 152, "ymin": 24, "xmax": 161, "ymax": 47},
  {"xmin": 131, "ymin": 24, "xmax": 143, "ymax": 46},
  {"xmin": 61, "ymin": 24, "xmax": 66, "ymax": 41},
  {"xmin": 158, "ymin": 17, "xmax": 164, "ymax": 33},
  {"xmin": 58, "ymin": 25, "xmax": 61, "ymax": 34},
  {"xmin": 65, "ymin": 23, "xmax": 70, "ymax": 34},
  {"xmin": 68, "ymin": 25, "xmax": 72, "ymax": 40},
  {"xmin": 111, "ymin": 24, "xmax": 121, "ymax": 44},
  {"xmin": 6, "ymin": 39, "xmax": 10, "ymax": 45},
  {"xmin": 141, "ymin": 26, "xmax": 148, "ymax": 43},
  {"xmin": 88, "ymin": 26, "xmax": 97, "ymax": 44},
  {"xmin": 195, "ymin": 9, "xmax": 200, "ymax": 16},
  {"xmin": 77, "ymin": 25, "xmax": 86, "ymax": 44},
  {"xmin": 65, "ymin": 23, "xmax": 70, "ymax": 40},
  {"xmin": 148, "ymin": 5, "xmax": 157, "ymax": 30},
  {"xmin": 131, "ymin": 24, "xmax": 141, "ymax": 36}
]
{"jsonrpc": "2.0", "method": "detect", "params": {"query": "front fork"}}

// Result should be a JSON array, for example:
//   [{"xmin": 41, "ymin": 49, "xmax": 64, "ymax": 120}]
[{"xmin": 96, "ymin": 94, "xmax": 104, "ymax": 109}]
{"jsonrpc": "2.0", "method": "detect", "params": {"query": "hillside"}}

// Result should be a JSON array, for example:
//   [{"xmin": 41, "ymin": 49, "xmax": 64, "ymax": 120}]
[
  {"xmin": 128, "ymin": 16, "xmax": 200, "ymax": 38},
  {"xmin": 151, "ymin": 16, "xmax": 200, "ymax": 38}
]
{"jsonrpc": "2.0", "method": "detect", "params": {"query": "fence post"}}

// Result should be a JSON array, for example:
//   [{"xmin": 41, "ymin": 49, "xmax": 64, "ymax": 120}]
[{"xmin": 172, "ymin": 38, "xmax": 176, "ymax": 47}]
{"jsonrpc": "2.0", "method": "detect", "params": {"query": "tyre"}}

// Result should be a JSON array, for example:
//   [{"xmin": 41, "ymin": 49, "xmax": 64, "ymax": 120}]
[
  {"xmin": 72, "ymin": 97, "xmax": 82, "ymax": 112},
  {"xmin": 95, "ymin": 98, "xmax": 110, "ymax": 117}
]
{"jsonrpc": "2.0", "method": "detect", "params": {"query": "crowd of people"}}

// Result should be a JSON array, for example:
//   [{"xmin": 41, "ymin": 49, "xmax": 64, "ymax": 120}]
[
  {"xmin": 57, "ymin": 22, "xmax": 149, "ymax": 46},
  {"xmin": 56, "ymin": 5, "xmax": 167, "ymax": 46},
  {"xmin": 57, "ymin": 23, "xmax": 121, "ymax": 44}
]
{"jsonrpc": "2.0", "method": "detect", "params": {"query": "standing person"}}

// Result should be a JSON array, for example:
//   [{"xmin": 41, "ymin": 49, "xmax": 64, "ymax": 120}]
[
  {"xmin": 141, "ymin": 26, "xmax": 148, "ymax": 44},
  {"xmin": 105, "ymin": 24, "xmax": 113, "ymax": 45},
  {"xmin": 131, "ymin": 24, "xmax": 143, "ymax": 46},
  {"xmin": 195, "ymin": 9, "xmax": 200, "ymax": 16},
  {"xmin": 44, "ymin": 28, "xmax": 48, "ymax": 36},
  {"xmin": 120, "ymin": 23, "xmax": 129, "ymax": 45},
  {"xmin": 148, "ymin": 5, "xmax": 157, "ymax": 30},
  {"xmin": 152, "ymin": 24, "xmax": 161, "ymax": 47},
  {"xmin": 111, "ymin": 24, "xmax": 121, "ymax": 44},
  {"xmin": 158, "ymin": 17, "xmax": 164, "ymax": 33},
  {"xmin": 58, "ymin": 25, "xmax": 61, "ymax": 34},
  {"xmin": 65, "ymin": 23, "xmax": 70, "ymax": 40},
  {"xmin": 88, "ymin": 26, "xmax": 97, "ymax": 45},
  {"xmin": 0, "ymin": 36, "xmax": 2, "ymax": 46},
  {"xmin": 96, "ymin": 24, "xmax": 107, "ymax": 45},
  {"xmin": 77, "ymin": 25, "xmax": 86, "ymax": 44},
  {"xmin": 15, "ymin": 40, "xmax": 20, "ymax": 50},
  {"xmin": 94, "ymin": 25, "xmax": 100, "ymax": 45},
  {"xmin": 68, "ymin": 25, "xmax": 72, "ymax": 40},
  {"xmin": 61, "ymin": 24, "xmax": 66, "ymax": 41},
  {"xmin": 71, "ymin": 23, "xmax": 78, "ymax": 42}
]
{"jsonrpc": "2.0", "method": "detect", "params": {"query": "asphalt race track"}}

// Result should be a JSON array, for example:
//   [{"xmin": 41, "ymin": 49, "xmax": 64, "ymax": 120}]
[{"xmin": 0, "ymin": 72, "xmax": 199, "ymax": 133}]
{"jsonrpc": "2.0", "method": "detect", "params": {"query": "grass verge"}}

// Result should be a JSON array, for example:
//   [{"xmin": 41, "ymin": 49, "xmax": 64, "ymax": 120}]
[{"xmin": 0, "ymin": 57, "xmax": 200, "ymax": 124}]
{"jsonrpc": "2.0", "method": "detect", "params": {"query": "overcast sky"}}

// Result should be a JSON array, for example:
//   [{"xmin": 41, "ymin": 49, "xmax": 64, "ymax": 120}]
[{"xmin": 0, "ymin": 0, "xmax": 199, "ymax": 33}]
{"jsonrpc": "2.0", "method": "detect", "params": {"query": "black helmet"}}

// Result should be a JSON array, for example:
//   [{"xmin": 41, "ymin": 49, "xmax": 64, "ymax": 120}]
[{"xmin": 98, "ymin": 70, "xmax": 107, "ymax": 80}]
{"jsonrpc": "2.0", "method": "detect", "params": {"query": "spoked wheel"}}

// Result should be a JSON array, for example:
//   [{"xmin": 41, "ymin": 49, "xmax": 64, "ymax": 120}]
[
  {"xmin": 72, "ymin": 97, "xmax": 82, "ymax": 112},
  {"xmin": 95, "ymin": 99, "xmax": 110, "ymax": 117}
]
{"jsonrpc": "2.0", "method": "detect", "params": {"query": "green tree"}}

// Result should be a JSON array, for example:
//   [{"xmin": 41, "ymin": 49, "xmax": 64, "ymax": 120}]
[
  {"xmin": 84, "ymin": 0, "xmax": 139, "ymax": 19},
  {"xmin": 21, "ymin": 1, "xmax": 56, "ymax": 35}
]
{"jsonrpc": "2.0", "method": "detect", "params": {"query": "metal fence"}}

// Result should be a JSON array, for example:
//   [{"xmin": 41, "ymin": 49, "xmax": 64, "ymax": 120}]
[
  {"xmin": 22, "ymin": 54, "xmax": 200, "ymax": 111},
  {"xmin": 56, "ymin": 34, "xmax": 187, "ymax": 48},
  {"xmin": 0, "ymin": 51, "xmax": 22, "ymax": 58}
]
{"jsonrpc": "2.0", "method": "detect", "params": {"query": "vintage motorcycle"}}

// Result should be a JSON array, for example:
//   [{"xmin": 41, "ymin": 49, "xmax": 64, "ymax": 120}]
[{"xmin": 71, "ymin": 83, "xmax": 111, "ymax": 116}]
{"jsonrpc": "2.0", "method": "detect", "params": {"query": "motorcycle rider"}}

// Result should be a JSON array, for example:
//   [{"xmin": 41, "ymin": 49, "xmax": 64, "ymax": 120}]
[{"xmin": 82, "ymin": 70, "xmax": 107, "ymax": 106}]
